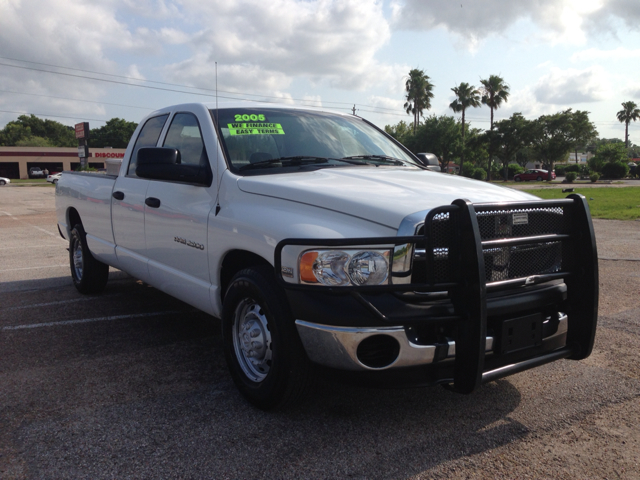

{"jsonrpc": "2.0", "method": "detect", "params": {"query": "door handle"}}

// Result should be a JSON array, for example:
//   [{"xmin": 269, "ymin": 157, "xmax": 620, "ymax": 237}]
[
  {"xmin": 112, "ymin": 191, "xmax": 125, "ymax": 201},
  {"xmin": 145, "ymin": 197, "xmax": 161, "ymax": 208}
]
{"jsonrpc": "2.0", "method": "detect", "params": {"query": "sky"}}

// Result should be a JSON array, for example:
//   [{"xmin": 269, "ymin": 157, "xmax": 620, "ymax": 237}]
[{"xmin": 1, "ymin": 0, "xmax": 640, "ymax": 143}]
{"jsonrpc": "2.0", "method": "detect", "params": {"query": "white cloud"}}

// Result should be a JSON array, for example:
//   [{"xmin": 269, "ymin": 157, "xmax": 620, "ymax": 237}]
[
  {"xmin": 533, "ymin": 66, "xmax": 610, "ymax": 104},
  {"xmin": 572, "ymin": 47, "xmax": 640, "ymax": 62},
  {"xmin": 391, "ymin": 0, "xmax": 604, "ymax": 46},
  {"xmin": 176, "ymin": 0, "xmax": 393, "ymax": 91}
]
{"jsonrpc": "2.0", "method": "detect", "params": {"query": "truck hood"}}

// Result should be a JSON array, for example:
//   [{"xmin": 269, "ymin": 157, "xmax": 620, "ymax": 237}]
[{"xmin": 237, "ymin": 168, "xmax": 539, "ymax": 230}]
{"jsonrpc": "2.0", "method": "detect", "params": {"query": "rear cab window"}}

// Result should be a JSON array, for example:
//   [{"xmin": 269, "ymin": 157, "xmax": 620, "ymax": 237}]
[{"xmin": 127, "ymin": 114, "xmax": 169, "ymax": 176}]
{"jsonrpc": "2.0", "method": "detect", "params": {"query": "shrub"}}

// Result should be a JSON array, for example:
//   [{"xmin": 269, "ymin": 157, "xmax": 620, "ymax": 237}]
[
  {"xmin": 473, "ymin": 168, "xmax": 487, "ymax": 180},
  {"xmin": 555, "ymin": 164, "xmax": 567, "ymax": 176},
  {"xmin": 579, "ymin": 165, "xmax": 591, "ymax": 179},
  {"xmin": 565, "ymin": 172, "xmax": 577, "ymax": 183},
  {"xmin": 461, "ymin": 161, "xmax": 476, "ymax": 178},
  {"xmin": 601, "ymin": 161, "xmax": 629, "ymax": 179},
  {"xmin": 588, "ymin": 156, "xmax": 606, "ymax": 173},
  {"xmin": 564, "ymin": 164, "xmax": 581, "ymax": 173},
  {"xmin": 590, "ymin": 173, "xmax": 600, "ymax": 183},
  {"xmin": 507, "ymin": 164, "xmax": 524, "ymax": 180}
]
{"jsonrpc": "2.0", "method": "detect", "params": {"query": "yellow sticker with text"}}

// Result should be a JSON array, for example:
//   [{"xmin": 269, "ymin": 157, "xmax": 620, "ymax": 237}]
[{"xmin": 228, "ymin": 122, "xmax": 285, "ymax": 135}]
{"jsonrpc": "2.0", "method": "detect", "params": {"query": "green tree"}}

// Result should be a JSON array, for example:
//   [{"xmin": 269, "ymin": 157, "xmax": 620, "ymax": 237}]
[
  {"xmin": 616, "ymin": 101, "xmax": 640, "ymax": 148},
  {"xmin": 90, "ymin": 118, "xmax": 138, "ymax": 148},
  {"xmin": 15, "ymin": 136, "xmax": 53, "ymax": 147},
  {"xmin": 515, "ymin": 147, "xmax": 536, "ymax": 169},
  {"xmin": 0, "ymin": 123, "xmax": 32, "ymax": 146},
  {"xmin": 531, "ymin": 110, "xmax": 578, "ymax": 178},
  {"xmin": 384, "ymin": 120, "xmax": 413, "ymax": 145},
  {"xmin": 450, "ymin": 82, "xmax": 481, "ymax": 163},
  {"xmin": 488, "ymin": 113, "xmax": 532, "ymax": 181},
  {"xmin": 404, "ymin": 68, "xmax": 434, "ymax": 134},
  {"xmin": 414, "ymin": 115, "xmax": 462, "ymax": 172},
  {"xmin": 570, "ymin": 110, "xmax": 598, "ymax": 163},
  {"xmin": 480, "ymin": 75, "xmax": 510, "ymax": 131},
  {"xmin": 0, "ymin": 114, "xmax": 75, "ymax": 146},
  {"xmin": 480, "ymin": 75, "xmax": 510, "ymax": 180}
]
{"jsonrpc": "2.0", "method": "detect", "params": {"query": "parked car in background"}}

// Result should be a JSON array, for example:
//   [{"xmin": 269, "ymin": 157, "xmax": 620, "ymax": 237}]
[
  {"xmin": 47, "ymin": 172, "xmax": 62, "ymax": 184},
  {"xmin": 513, "ymin": 169, "xmax": 555, "ymax": 182},
  {"xmin": 29, "ymin": 167, "xmax": 45, "ymax": 179},
  {"xmin": 0, "ymin": 176, "xmax": 10, "ymax": 186}
]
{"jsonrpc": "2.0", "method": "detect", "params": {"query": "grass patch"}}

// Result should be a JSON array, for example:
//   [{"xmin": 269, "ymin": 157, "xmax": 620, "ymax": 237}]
[
  {"xmin": 523, "ymin": 187, "xmax": 640, "ymax": 221},
  {"xmin": 8, "ymin": 179, "xmax": 54, "ymax": 187},
  {"xmin": 10, "ymin": 179, "xmax": 49, "ymax": 184}
]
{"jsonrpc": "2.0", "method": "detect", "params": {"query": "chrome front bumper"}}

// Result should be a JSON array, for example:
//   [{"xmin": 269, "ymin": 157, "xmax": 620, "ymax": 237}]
[{"xmin": 295, "ymin": 314, "xmax": 568, "ymax": 371}]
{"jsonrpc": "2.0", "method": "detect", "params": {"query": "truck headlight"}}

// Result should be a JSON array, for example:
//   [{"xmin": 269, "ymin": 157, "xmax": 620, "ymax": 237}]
[{"xmin": 300, "ymin": 249, "xmax": 390, "ymax": 286}]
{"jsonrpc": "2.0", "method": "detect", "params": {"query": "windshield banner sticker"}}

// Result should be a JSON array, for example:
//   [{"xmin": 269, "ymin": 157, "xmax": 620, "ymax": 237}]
[{"xmin": 228, "ymin": 122, "xmax": 285, "ymax": 136}]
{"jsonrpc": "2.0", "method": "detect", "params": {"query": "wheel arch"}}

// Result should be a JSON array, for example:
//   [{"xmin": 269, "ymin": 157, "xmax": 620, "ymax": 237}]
[
  {"xmin": 219, "ymin": 249, "xmax": 272, "ymax": 303},
  {"xmin": 66, "ymin": 207, "xmax": 82, "ymax": 235}
]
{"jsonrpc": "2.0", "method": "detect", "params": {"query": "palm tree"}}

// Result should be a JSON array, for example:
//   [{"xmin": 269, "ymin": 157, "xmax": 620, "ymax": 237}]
[
  {"xmin": 404, "ymin": 69, "xmax": 434, "ymax": 133},
  {"xmin": 449, "ymin": 82, "xmax": 481, "ymax": 143},
  {"xmin": 480, "ymin": 75, "xmax": 510, "ymax": 130},
  {"xmin": 480, "ymin": 75, "xmax": 510, "ymax": 181},
  {"xmin": 616, "ymin": 101, "xmax": 640, "ymax": 148}
]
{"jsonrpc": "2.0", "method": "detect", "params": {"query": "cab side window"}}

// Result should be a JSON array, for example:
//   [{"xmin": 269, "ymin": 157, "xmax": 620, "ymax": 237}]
[
  {"xmin": 163, "ymin": 113, "xmax": 207, "ymax": 167},
  {"xmin": 127, "ymin": 114, "xmax": 169, "ymax": 176}
]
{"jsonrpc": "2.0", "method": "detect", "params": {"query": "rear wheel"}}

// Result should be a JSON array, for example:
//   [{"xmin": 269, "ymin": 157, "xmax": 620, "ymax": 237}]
[
  {"xmin": 222, "ymin": 266, "xmax": 311, "ymax": 410},
  {"xmin": 69, "ymin": 224, "xmax": 109, "ymax": 294}
]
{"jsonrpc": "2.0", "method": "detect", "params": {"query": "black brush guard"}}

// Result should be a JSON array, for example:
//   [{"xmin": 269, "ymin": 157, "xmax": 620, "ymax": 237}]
[{"xmin": 274, "ymin": 195, "xmax": 598, "ymax": 394}]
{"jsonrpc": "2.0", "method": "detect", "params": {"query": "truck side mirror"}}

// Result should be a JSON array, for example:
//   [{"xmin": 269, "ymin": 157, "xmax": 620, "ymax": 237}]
[{"xmin": 135, "ymin": 147, "xmax": 211, "ymax": 186}]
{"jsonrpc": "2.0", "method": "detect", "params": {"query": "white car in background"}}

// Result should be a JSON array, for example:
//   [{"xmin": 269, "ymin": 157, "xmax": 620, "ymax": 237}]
[
  {"xmin": 0, "ymin": 176, "xmax": 10, "ymax": 186},
  {"xmin": 47, "ymin": 172, "xmax": 62, "ymax": 184}
]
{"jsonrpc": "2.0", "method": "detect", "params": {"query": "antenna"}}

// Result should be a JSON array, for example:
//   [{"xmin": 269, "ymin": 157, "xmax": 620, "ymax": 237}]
[{"xmin": 215, "ymin": 62, "xmax": 221, "ymax": 215}]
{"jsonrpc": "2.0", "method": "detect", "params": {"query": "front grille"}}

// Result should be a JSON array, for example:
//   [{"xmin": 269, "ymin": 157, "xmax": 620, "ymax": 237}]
[{"xmin": 413, "ymin": 205, "xmax": 566, "ymax": 285}]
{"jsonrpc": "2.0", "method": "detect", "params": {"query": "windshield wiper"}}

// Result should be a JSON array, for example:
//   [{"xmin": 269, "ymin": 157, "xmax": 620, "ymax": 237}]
[
  {"xmin": 239, "ymin": 156, "xmax": 330, "ymax": 171},
  {"xmin": 341, "ymin": 155, "xmax": 408, "ymax": 166},
  {"xmin": 239, "ymin": 156, "xmax": 372, "ymax": 171}
]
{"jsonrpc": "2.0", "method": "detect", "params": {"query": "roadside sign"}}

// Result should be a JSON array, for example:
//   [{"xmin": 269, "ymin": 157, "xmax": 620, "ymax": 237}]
[{"xmin": 75, "ymin": 122, "xmax": 90, "ymax": 139}]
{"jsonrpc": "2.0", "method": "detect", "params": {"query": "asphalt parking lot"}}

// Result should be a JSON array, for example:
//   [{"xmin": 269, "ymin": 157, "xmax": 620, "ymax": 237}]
[{"xmin": 1, "ymin": 186, "xmax": 639, "ymax": 479}]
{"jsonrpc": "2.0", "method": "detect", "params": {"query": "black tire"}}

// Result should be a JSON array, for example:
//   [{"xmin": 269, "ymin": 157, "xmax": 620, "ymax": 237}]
[
  {"xmin": 69, "ymin": 224, "xmax": 109, "ymax": 294},
  {"xmin": 53, "ymin": 179, "xmax": 58, "ymax": 185},
  {"xmin": 536, "ymin": 176, "xmax": 543, "ymax": 181},
  {"xmin": 222, "ymin": 266, "xmax": 311, "ymax": 410},
  {"xmin": 514, "ymin": 177, "xmax": 522, "ymax": 182},
  {"xmin": 0, "ymin": 180, "xmax": 5, "ymax": 186}
]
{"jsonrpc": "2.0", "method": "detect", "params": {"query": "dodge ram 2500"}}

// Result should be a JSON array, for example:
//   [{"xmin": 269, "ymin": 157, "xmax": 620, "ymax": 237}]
[{"xmin": 56, "ymin": 102, "xmax": 598, "ymax": 409}]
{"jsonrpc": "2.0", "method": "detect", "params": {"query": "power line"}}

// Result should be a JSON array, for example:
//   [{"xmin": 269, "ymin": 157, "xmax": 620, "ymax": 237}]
[
  {"xmin": 0, "ymin": 89, "xmax": 153, "ymax": 111},
  {"xmin": 0, "ymin": 109, "xmax": 109, "ymax": 123},
  {"xmin": 0, "ymin": 62, "xmax": 404, "ymax": 118},
  {"xmin": 0, "ymin": 56, "xmax": 404, "ymax": 114}
]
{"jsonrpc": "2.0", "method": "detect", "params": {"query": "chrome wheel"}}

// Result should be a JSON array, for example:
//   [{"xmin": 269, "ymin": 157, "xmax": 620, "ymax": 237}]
[
  {"xmin": 232, "ymin": 298, "xmax": 272, "ymax": 382},
  {"xmin": 72, "ymin": 240, "xmax": 84, "ymax": 281}
]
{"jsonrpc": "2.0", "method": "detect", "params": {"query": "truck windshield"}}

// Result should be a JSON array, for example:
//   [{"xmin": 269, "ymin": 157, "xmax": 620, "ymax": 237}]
[{"xmin": 212, "ymin": 108, "xmax": 421, "ymax": 174}]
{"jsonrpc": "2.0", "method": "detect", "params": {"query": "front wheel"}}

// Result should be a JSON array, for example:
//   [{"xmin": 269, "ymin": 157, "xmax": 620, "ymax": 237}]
[
  {"xmin": 69, "ymin": 224, "xmax": 109, "ymax": 294},
  {"xmin": 536, "ymin": 176, "xmax": 543, "ymax": 181},
  {"xmin": 222, "ymin": 266, "xmax": 311, "ymax": 410},
  {"xmin": 514, "ymin": 177, "xmax": 522, "ymax": 182}
]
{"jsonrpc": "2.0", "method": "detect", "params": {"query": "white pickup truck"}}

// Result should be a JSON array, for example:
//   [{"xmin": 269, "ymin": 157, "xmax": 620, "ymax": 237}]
[{"xmin": 56, "ymin": 102, "xmax": 599, "ymax": 409}]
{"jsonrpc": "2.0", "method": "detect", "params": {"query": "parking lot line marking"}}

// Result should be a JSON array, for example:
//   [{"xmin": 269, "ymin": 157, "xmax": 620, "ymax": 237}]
[
  {"xmin": 1, "ymin": 264, "xmax": 68, "ymax": 272},
  {"xmin": 6, "ymin": 294, "xmax": 123, "ymax": 310},
  {"xmin": 0, "ymin": 244, "xmax": 66, "ymax": 250},
  {"xmin": 1, "ymin": 310, "xmax": 190, "ymax": 331},
  {"xmin": 0, "ymin": 211, "xmax": 66, "ymax": 242}
]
